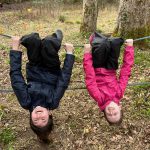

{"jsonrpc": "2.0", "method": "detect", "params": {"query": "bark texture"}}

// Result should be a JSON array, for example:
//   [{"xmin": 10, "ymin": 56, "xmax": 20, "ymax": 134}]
[
  {"xmin": 80, "ymin": 0, "xmax": 98, "ymax": 34},
  {"xmin": 115, "ymin": 0, "xmax": 150, "ymax": 41}
]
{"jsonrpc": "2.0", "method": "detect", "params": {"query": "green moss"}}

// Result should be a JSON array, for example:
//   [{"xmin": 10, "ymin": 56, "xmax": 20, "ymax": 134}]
[
  {"xmin": 76, "ymin": 20, "xmax": 81, "ymax": 24},
  {"xmin": 121, "ymin": 12, "xmax": 128, "ymax": 22},
  {"xmin": 113, "ymin": 25, "xmax": 150, "ymax": 48}
]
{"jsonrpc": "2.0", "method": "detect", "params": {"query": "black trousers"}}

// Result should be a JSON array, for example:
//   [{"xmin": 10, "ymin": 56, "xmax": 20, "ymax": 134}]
[
  {"xmin": 20, "ymin": 32, "xmax": 61, "ymax": 72},
  {"xmin": 91, "ymin": 32, "xmax": 124, "ymax": 70}
]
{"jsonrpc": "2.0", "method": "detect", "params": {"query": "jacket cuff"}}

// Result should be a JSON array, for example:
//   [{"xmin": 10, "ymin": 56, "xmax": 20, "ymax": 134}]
[
  {"xmin": 66, "ymin": 52, "xmax": 73, "ymax": 55},
  {"xmin": 125, "ymin": 46, "xmax": 134, "ymax": 51},
  {"xmin": 84, "ymin": 52, "xmax": 92, "ymax": 57},
  {"xmin": 84, "ymin": 53, "xmax": 92, "ymax": 61},
  {"xmin": 10, "ymin": 50, "xmax": 22, "ymax": 54},
  {"xmin": 66, "ymin": 53, "xmax": 75, "ymax": 60}
]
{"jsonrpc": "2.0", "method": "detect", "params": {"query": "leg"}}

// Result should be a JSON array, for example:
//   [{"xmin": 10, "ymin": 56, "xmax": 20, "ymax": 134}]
[
  {"xmin": 91, "ymin": 33, "xmax": 110, "ymax": 68},
  {"xmin": 20, "ymin": 32, "xmax": 42, "ymax": 65},
  {"xmin": 41, "ymin": 30, "xmax": 63, "ymax": 72},
  {"xmin": 106, "ymin": 38, "xmax": 124, "ymax": 70}
]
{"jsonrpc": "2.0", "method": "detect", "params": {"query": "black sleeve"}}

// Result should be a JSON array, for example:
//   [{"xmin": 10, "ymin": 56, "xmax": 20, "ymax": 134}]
[
  {"xmin": 50, "ymin": 54, "xmax": 75, "ymax": 109},
  {"xmin": 9, "ymin": 50, "xmax": 31, "ymax": 109}
]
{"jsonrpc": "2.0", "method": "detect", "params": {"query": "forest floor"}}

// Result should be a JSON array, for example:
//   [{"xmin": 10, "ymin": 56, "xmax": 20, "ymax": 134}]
[{"xmin": 0, "ymin": 1, "xmax": 150, "ymax": 150}]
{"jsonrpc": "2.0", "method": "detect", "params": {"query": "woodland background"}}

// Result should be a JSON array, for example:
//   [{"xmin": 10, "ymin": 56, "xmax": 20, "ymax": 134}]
[{"xmin": 0, "ymin": 0, "xmax": 150, "ymax": 149}]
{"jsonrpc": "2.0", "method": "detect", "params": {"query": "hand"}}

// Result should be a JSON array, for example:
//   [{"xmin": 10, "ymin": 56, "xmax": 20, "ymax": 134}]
[
  {"xmin": 64, "ymin": 43, "xmax": 74, "ymax": 54},
  {"xmin": 125, "ymin": 39, "xmax": 133, "ymax": 46},
  {"xmin": 84, "ymin": 44, "xmax": 91, "ymax": 53},
  {"xmin": 11, "ymin": 36, "xmax": 21, "ymax": 51},
  {"xmin": 89, "ymin": 33, "xmax": 95, "ymax": 45}
]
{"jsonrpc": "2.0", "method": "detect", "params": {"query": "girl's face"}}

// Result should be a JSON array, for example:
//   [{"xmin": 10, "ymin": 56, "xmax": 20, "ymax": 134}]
[
  {"xmin": 31, "ymin": 106, "xmax": 49, "ymax": 127},
  {"xmin": 105, "ymin": 101, "xmax": 121, "ymax": 123}
]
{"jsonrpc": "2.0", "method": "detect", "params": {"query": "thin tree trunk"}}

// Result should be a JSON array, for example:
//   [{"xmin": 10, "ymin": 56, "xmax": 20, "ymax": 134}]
[{"xmin": 80, "ymin": 0, "xmax": 98, "ymax": 34}]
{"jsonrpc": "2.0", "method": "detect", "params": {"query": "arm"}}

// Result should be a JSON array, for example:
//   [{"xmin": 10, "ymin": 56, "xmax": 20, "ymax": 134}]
[
  {"xmin": 51, "ymin": 43, "xmax": 75, "ymax": 109},
  {"xmin": 117, "ymin": 39, "xmax": 134, "ymax": 98},
  {"xmin": 83, "ymin": 44, "xmax": 105, "ymax": 106},
  {"xmin": 9, "ymin": 36, "xmax": 31, "ymax": 109}
]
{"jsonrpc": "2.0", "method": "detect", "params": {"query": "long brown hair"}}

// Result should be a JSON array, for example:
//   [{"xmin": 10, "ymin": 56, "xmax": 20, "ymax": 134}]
[
  {"xmin": 103, "ymin": 110, "xmax": 123, "ymax": 126},
  {"xmin": 30, "ymin": 114, "xmax": 53, "ymax": 143}
]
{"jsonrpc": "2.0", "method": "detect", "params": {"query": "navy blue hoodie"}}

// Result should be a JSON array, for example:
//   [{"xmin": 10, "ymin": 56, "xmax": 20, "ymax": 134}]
[{"xmin": 10, "ymin": 50, "xmax": 75, "ymax": 112}]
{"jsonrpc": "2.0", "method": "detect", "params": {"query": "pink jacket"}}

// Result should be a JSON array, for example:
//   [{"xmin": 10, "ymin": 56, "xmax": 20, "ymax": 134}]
[{"xmin": 83, "ymin": 46, "xmax": 134, "ymax": 111}]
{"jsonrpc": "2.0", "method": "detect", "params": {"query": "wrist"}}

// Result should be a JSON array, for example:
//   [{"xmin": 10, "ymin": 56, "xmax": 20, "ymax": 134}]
[
  {"xmin": 67, "ymin": 51, "xmax": 73, "ymax": 54},
  {"xmin": 12, "ymin": 49, "xmax": 22, "ymax": 52},
  {"xmin": 12, "ymin": 47, "xmax": 19, "ymax": 51},
  {"xmin": 84, "ymin": 51, "xmax": 91, "ymax": 54},
  {"xmin": 12, "ymin": 44, "xmax": 20, "ymax": 50},
  {"xmin": 126, "ymin": 45, "xmax": 134, "ymax": 48}
]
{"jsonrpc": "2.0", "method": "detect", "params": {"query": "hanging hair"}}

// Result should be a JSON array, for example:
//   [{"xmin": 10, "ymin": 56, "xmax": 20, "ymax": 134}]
[
  {"xmin": 103, "ymin": 110, "xmax": 123, "ymax": 126},
  {"xmin": 30, "ymin": 114, "xmax": 53, "ymax": 144}
]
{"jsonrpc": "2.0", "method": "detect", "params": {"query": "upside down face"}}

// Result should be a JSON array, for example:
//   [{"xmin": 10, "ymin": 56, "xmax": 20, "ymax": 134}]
[
  {"xmin": 104, "ymin": 101, "xmax": 122, "ymax": 123},
  {"xmin": 31, "ymin": 106, "xmax": 50, "ymax": 127}
]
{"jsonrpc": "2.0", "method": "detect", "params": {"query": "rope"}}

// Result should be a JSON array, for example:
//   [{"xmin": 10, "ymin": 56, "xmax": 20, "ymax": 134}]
[
  {"xmin": 62, "ymin": 44, "xmax": 84, "ymax": 48},
  {"xmin": 0, "ymin": 82, "xmax": 150, "ymax": 93},
  {"xmin": 0, "ymin": 34, "xmax": 150, "ymax": 48},
  {"xmin": 0, "ymin": 34, "xmax": 11, "ymax": 38},
  {"xmin": 68, "ymin": 82, "xmax": 150, "ymax": 90},
  {"xmin": 133, "ymin": 36, "xmax": 150, "ymax": 42},
  {"xmin": 0, "ymin": 34, "xmax": 84, "ymax": 47}
]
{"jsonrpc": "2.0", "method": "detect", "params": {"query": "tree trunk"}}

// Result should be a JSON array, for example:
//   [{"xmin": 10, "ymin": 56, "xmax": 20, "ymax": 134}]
[
  {"xmin": 80, "ymin": 0, "xmax": 98, "ymax": 34},
  {"xmin": 114, "ymin": 0, "xmax": 150, "ymax": 47}
]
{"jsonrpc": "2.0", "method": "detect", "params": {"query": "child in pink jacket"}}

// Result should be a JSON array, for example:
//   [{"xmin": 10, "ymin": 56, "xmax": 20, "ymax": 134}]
[{"xmin": 83, "ymin": 33, "xmax": 134, "ymax": 125}]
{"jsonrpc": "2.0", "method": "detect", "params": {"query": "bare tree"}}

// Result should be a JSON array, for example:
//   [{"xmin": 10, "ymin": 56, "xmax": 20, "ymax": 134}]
[
  {"xmin": 114, "ymin": 0, "xmax": 150, "ymax": 44},
  {"xmin": 80, "ymin": 0, "xmax": 98, "ymax": 34}
]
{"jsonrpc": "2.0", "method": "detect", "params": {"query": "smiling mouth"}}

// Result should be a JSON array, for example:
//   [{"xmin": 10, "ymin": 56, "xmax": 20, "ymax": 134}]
[
  {"xmin": 108, "ymin": 106, "xmax": 115, "ymax": 109},
  {"xmin": 36, "ymin": 110, "xmax": 43, "ymax": 113}
]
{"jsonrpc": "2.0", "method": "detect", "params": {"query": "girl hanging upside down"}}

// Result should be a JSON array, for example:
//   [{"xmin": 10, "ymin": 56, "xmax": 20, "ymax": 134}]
[
  {"xmin": 83, "ymin": 32, "xmax": 134, "ymax": 125},
  {"xmin": 9, "ymin": 30, "xmax": 75, "ymax": 143}
]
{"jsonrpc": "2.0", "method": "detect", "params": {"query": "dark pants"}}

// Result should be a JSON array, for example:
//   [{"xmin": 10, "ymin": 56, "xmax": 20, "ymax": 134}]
[
  {"xmin": 20, "ymin": 32, "xmax": 61, "ymax": 72},
  {"xmin": 91, "ymin": 33, "xmax": 124, "ymax": 70}
]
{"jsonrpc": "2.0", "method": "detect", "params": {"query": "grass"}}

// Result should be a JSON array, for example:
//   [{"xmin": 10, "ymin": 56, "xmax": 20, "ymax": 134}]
[
  {"xmin": 0, "ymin": 107, "xmax": 5, "ymax": 121},
  {"xmin": 134, "ymin": 49, "xmax": 150, "ymax": 66},
  {"xmin": 130, "ymin": 84, "xmax": 150, "ymax": 118},
  {"xmin": 0, "ymin": 128, "xmax": 15, "ymax": 145},
  {"xmin": 0, "ymin": 106, "xmax": 15, "ymax": 148},
  {"xmin": 59, "ymin": 15, "xmax": 66, "ymax": 23},
  {"xmin": 74, "ymin": 47, "xmax": 83, "ymax": 63},
  {"xmin": 0, "ymin": 44, "xmax": 10, "ymax": 51}
]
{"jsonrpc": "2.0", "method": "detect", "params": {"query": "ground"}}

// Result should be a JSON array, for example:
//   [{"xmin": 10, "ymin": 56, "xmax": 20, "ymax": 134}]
[{"xmin": 0, "ymin": 1, "xmax": 150, "ymax": 150}]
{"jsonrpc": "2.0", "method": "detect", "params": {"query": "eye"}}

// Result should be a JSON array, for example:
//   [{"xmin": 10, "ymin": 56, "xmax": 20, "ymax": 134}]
[{"xmin": 107, "ymin": 113, "xmax": 112, "ymax": 116}]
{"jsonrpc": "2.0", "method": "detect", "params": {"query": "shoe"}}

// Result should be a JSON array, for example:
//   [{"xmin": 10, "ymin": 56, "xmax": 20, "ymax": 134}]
[{"xmin": 51, "ymin": 29, "xmax": 63, "ymax": 42}]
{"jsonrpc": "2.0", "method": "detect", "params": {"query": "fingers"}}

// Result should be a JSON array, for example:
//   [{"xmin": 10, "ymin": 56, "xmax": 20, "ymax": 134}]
[
  {"xmin": 12, "ymin": 36, "xmax": 20, "ymax": 41},
  {"xmin": 125, "ymin": 39, "xmax": 133, "ymax": 46},
  {"xmin": 11, "ymin": 36, "xmax": 21, "ymax": 51},
  {"xmin": 84, "ymin": 44, "xmax": 91, "ymax": 53},
  {"xmin": 64, "ymin": 43, "xmax": 74, "ymax": 53},
  {"xmin": 89, "ymin": 33, "xmax": 95, "ymax": 44}
]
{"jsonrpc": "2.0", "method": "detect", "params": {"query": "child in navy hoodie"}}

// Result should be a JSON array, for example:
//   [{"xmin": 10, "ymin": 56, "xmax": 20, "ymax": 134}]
[{"xmin": 10, "ymin": 30, "xmax": 75, "ymax": 143}]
